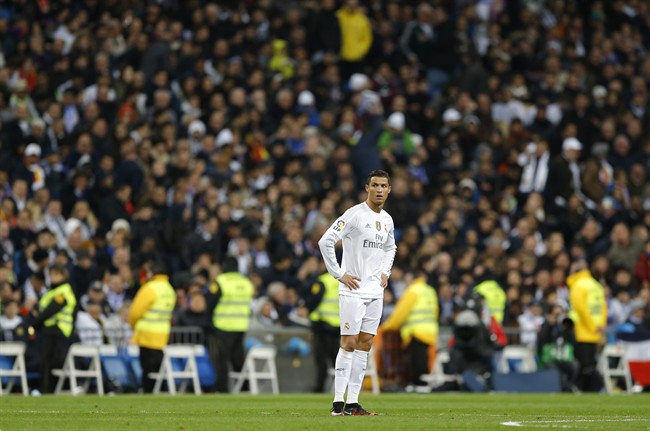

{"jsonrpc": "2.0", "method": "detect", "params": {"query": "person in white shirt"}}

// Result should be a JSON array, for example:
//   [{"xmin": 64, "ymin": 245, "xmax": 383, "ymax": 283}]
[{"xmin": 318, "ymin": 170, "xmax": 397, "ymax": 416}]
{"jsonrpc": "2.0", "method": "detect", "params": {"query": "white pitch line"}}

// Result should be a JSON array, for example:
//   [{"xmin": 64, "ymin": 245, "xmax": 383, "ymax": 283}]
[{"xmin": 501, "ymin": 418, "xmax": 649, "ymax": 427}]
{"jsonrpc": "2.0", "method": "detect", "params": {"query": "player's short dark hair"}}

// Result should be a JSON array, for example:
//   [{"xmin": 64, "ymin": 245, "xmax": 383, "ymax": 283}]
[{"xmin": 365, "ymin": 170, "xmax": 391, "ymax": 185}]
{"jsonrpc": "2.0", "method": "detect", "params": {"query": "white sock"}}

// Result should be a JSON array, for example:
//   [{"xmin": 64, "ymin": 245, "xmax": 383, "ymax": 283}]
[
  {"xmin": 345, "ymin": 350, "xmax": 368, "ymax": 405},
  {"xmin": 333, "ymin": 348, "xmax": 354, "ymax": 403}
]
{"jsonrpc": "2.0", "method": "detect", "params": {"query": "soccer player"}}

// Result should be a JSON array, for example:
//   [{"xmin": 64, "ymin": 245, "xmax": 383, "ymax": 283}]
[{"xmin": 318, "ymin": 169, "xmax": 397, "ymax": 416}]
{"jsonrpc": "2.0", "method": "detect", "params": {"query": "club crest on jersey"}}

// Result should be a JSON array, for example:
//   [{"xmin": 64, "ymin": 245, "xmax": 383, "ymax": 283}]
[
  {"xmin": 333, "ymin": 220, "xmax": 346, "ymax": 231},
  {"xmin": 344, "ymin": 322, "xmax": 350, "ymax": 330},
  {"xmin": 376, "ymin": 221, "xmax": 381, "ymax": 231}
]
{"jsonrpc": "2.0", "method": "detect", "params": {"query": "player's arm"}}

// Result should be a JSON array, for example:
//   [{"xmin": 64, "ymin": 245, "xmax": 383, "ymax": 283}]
[
  {"xmin": 318, "ymin": 209, "xmax": 360, "ymax": 289},
  {"xmin": 379, "ymin": 222, "xmax": 397, "ymax": 288}
]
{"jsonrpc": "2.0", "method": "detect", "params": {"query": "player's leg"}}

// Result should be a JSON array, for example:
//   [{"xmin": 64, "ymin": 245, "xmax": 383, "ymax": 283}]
[
  {"xmin": 332, "ymin": 295, "xmax": 363, "ymax": 415},
  {"xmin": 344, "ymin": 298, "xmax": 381, "ymax": 416}
]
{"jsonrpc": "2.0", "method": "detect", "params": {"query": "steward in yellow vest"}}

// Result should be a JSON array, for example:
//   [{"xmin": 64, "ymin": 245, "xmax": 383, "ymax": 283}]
[
  {"xmin": 31, "ymin": 265, "xmax": 77, "ymax": 393},
  {"xmin": 128, "ymin": 261, "xmax": 176, "ymax": 393},
  {"xmin": 207, "ymin": 257, "xmax": 255, "ymax": 393},
  {"xmin": 473, "ymin": 280, "xmax": 506, "ymax": 324},
  {"xmin": 382, "ymin": 273, "xmax": 439, "ymax": 388},
  {"xmin": 566, "ymin": 261, "xmax": 607, "ymax": 392},
  {"xmin": 305, "ymin": 271, "xmax": 341, "ymax": 392}
]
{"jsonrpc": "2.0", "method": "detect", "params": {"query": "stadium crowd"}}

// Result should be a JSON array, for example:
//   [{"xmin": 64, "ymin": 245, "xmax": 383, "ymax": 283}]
[{"xmin": 0, "ymin": 0, "xmax": 650, "ymax": 392}]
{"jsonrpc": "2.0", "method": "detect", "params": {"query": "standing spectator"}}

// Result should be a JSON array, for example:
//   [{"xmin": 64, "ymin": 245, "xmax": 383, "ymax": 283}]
[
  {"xmin": 206, "ymin": 257, "xmax": 255, "ymax": 393},
  {"xmin": 544, "ymin": 137, "xmax": 583, "ymax": 228},
  {"xmin": 337, "ymin": 0, "xmax": 373, "ymax": 82},
  {"xmin": 566, "ymin": 260, "xmax": 606, "ymax": 392},
  {"xmin": 128, "ymin": 261, "xmax": 176, "ymax": 393}
]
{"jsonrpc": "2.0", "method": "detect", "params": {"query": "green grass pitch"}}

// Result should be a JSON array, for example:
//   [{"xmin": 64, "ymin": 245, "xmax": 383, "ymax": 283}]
[{"xmin": 1, "ymin": 393, "xmax": 649, "ymax": 430}]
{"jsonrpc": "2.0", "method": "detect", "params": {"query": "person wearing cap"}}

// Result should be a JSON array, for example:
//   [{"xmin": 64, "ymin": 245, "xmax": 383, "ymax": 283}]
[
  {"xmin": 12, "ymin": 143, "xmax": 45, "ymax": 194},
  {"xmin": 296, "ymin": 90, "xmax": 320, "ymax": 127},
  {"xmin": 29, "ymin": 265, "xmax": 77, "ymax": 393},
  {"xmin": 543, "ymin": 137, "xmax": 583, "ymax": 224},
  {"xmin": 377, "ymin": 111, "xmax": 416, "ymax": 165},
  {"xmin": 128, "ymin": 260, "xmax": 176, "ymax": 393}
]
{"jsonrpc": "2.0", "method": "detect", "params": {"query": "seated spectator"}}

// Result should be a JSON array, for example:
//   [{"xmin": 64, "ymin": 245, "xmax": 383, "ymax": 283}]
[
  {"xmin": 76, "ymin": 299, "xmax": 108, "ymax": 345},
  {"xmin": 0, "ymin": 299, "xmax": 23, "ymax": 341}
]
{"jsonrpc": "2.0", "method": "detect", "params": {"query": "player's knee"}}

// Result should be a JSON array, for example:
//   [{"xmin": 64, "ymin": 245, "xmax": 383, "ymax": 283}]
[{"xmin": 340, "ymin": 336, "xmax": 357, "ymax": 351}]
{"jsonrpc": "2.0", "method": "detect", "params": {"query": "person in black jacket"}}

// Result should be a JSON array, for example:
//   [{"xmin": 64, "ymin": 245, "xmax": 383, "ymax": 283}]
[{"xmin": 543, "ymin": 137, "xmax": 582, "ymax": 227}]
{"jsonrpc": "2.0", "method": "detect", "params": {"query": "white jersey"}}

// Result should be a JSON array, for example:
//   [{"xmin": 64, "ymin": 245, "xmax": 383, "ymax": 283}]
[{"xmin": 318, "ymin": 202, "xmax": 397, "ymax": 299}]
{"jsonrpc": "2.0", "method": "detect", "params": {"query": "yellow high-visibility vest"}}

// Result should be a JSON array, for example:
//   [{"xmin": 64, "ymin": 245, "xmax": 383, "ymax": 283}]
[
  {"xmin": 474, "ymin": 280, "xmax": 506, "ymax": 324},
  {"xmin": 401, "ymin": 280, "xmax": 438, "ymax": 345},
  {"xmin": 38, "ymin": 283, "xmax": 77, "ymax": 337},
  {"xmin": 134, "ymin": 279, "xmax": 175, "ymax": 337},
  {"xmin": 213, "ymin": 272, "xmax": 254, "ymax": 332},
  {"xmin": 567, "ymin": 269, "xmax": 607, "ymax": 343},
  {"xmin": 309, "ymin": 273, "xmax": 340, "ymax": 328}
]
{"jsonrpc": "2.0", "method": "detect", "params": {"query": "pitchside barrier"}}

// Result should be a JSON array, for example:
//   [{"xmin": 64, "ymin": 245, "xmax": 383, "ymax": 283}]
[{"xmin": 3, "ymin": 325, "xmax": 644, "ymax": 395}]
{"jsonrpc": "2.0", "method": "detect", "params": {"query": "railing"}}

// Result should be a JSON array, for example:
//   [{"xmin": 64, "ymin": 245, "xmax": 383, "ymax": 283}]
[{"xmin": 74, "ymin": 326, "xmax": 206, "ymax": 347}]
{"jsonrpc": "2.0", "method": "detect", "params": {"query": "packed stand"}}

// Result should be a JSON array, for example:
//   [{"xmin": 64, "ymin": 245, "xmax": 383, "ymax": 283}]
[{"xmin": 0, "ymin": 0, "xmax": 649, "ymax": 393}]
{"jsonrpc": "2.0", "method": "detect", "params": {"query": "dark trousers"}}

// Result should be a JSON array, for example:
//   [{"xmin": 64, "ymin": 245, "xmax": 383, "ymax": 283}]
[
  {"xmin": 407, "ymin": 338, "xmax": 430, "ymax": 386},
  {"xmin": 209, "ymin": 330, "xmax": 245, "ymax": 393},
  {"xmin": 312, "ymin": 324, "xmax": 340, "ymax": 392},
  {"xmin": 139, "ymin": 346, "xmax": 164, "ymax": 393},
  {"xmin": 40, "ymin": 326, "xmax": 68, "ymax": 393},
  {"xmin": 574, "ymin": 342, "xmax": 602, "ymax": 392}
]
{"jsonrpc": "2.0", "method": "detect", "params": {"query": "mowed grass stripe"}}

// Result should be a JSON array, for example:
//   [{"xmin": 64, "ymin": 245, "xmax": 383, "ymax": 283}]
[{"xmin": 1, "ymin": 394, "xmax": 649, "ymax": 431}]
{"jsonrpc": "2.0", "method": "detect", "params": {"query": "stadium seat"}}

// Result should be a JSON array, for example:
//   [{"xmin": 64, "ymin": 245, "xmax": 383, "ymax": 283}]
[
  {"xmin": 99, "ymin": 344, "xmax": 136, "ymax": 390},
  {"xmin": 420, "ymin": 349, "xmax": 457, "ymax": 391},
  {"xmin": 150, "ymin": 344, "xmax": 201, "ymax": 395},
  {"xmin": 52, "ymin": 343, "xmax": 104, "ymax": 395},
  {"xmin": 124, "ymin": 345, "xmax": 142, "ymax": 386},
  {"xmin": 230, "ymin": 345, "xmax": 279, "ymax": 395},
  {"xmin": 194, "ymin": 345, "xmax": 215, "ymax": 389},
  {"xmin": 0, "ymin": 341, "xmax": 29, "ymax": 396},
  {"xmin": 599, "ymin": 344, "xmax": 633, "ymax": 394},
  {"xmin": 496, "ymin": 345, "xmax": 538, "ymax": 373}
]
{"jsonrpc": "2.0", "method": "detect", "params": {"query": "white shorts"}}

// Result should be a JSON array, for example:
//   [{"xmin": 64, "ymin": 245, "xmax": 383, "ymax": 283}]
[{"xmin": 339, "ymin": 295, "xmax": 383, "ymax": 336}]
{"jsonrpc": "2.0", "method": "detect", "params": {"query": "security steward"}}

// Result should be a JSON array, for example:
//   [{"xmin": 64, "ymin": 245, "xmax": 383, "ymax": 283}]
[
  {"xmin": 567, "ymin": 260, "xmax": 607, "ymax": 392},
  {"xmin": 381, "ymin": 267, "xmax": 439, "ymax": 390},
  {"xmin": 473, "ymin": 278, "xmax": 506, "ymax": 324},
  {"xmin": 304, "ymin": 270, "xmax": 340, "ymax": 393},
  {"xmin": 29, "ymin": 265, "xmax": 77, "ymax": 393},
  {"xmin": 207, "ymin": 256, "xmax": 255, "ymax": 393},
  {"xmin": 128, "ymin": 261, "xmax": 176, "ymax": 393}
]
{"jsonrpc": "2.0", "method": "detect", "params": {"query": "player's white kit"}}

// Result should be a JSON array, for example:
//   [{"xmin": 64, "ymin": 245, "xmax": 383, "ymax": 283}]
[{"xmin": 318, "ymin": 202, "xmax": 397, "ymax": 335}]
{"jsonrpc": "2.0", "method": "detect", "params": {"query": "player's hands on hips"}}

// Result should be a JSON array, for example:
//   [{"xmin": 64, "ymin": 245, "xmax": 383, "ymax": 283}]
[
  {"xmin": 380, "ymin": 273, "xmax": 389, "ymax": 289},
  {"xmin": 339, "ymin": 273, "xmax": 361, "ymax": 290}
]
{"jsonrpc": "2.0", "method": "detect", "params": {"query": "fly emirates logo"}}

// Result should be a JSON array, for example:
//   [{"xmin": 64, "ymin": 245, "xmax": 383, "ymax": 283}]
[{"xmin": 363, "ymin": 234, "xmax": 384, "ymax": 249}]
